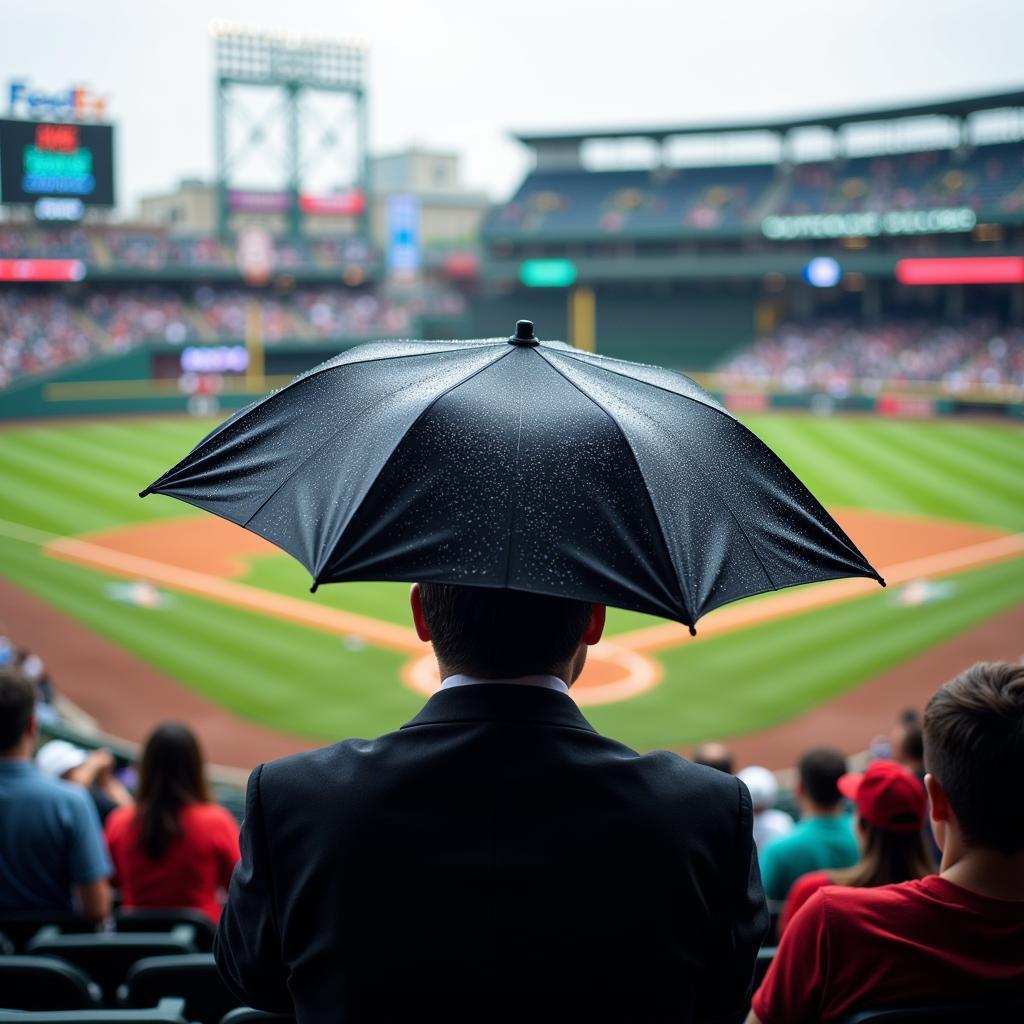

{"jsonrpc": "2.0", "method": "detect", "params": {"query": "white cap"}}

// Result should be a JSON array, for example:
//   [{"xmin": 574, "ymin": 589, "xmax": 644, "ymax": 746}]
[
  {"xmin": 738, "ymin": 765, "xmax": 779, "ymax": 811},
  {"xmin": 36, "ymin": 740, "xmax": 88, "ymax": 779}
]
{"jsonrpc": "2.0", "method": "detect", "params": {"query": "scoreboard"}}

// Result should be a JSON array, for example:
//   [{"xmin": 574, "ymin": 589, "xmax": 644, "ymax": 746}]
[{"xmin": 0, "ymin": 118, "xmax": 115, "ymax": 208}]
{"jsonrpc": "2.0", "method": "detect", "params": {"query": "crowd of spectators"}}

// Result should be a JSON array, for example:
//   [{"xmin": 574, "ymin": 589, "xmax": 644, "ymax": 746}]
[
  {"xmin": 1, "ymin": 635, "xmax": 1023, "ymax": 1018},
  {"xmin": 778, "ymin": 140, "xmax": 1024, "ymax": 217},
  {"xmin": 0, "ymin": 228, "xmax": 376, "ymax": 272},
  {"xmin": 0, "ymin": 652, "xmax": 239, "ymax": 927},
  {"xmin": 0, "ymin": 286, "xmax": 468, "ymax": 389},
  {"xmin": 718, "ymin": 319, "xmax": 1024, "ymax": 395}
]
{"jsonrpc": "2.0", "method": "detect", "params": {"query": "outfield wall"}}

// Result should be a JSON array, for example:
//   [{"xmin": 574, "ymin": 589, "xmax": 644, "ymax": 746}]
[{"xmin": 2, "ymin": 341, "xmax": 1022, "ymax": 421}]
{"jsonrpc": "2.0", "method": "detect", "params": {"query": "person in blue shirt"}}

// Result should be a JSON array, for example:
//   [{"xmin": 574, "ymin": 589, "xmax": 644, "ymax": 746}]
[
  {"xmin": 0, "ymin": 666, "xmax": 112, "ymax": 922},
  {"xmin": 759, "ymin": 747, "xmax": 858, "ymax": 902}
]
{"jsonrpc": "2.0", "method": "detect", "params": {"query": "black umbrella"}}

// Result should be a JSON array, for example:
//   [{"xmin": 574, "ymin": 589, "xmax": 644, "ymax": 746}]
[{"xmin": 141, "ymin": 320, "xmax": 884, "ymax": 631}]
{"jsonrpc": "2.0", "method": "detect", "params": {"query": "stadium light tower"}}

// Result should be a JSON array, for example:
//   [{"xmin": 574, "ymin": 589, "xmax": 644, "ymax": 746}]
[{"xmin": 210, "ymin": 21, "xmax": 369, "ymax": 241}]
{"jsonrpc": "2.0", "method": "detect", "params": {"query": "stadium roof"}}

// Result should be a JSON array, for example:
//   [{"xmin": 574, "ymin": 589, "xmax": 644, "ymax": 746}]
[{"xmin": 512, "ymin": 87, "xmax": 1024, "ymax": 146}]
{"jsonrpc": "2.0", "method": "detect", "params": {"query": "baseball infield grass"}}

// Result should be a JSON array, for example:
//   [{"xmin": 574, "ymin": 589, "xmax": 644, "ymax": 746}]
[{"xmin": 0, "ymin": 414, "xmax": 1021, "ymax": 749}]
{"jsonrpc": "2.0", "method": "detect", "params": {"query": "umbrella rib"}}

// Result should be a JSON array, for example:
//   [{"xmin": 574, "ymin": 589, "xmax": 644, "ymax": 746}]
[
  {"xmin": 236, "ymin": 346, "xmax": 512, "ymax": 541},
  {"xmin": 549, "ymin": 349, "xmax": 737, "ymax": 423},
  {"xmin": 556, "ymin": 354, "xmax": 877, "ymax": 578},
  {"xmin": 534, "ymin": 348, "xmax": 696, "ymax": 625},
  {"xmin": 310, "ymin": 344, "xmax": 518, "ymax": 585},
  {"xmin": 149, "ymin": 343, "xmax": 508, "ymax": 488}
]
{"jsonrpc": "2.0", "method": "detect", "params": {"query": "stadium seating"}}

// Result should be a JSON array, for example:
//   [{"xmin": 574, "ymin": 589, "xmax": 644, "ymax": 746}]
[
  {"xmin": 24, "ymin": 926, "xmax": 198, "ymax": 1002},
  {"xmin": 0, "ymin": 287, "xmax": 467, "ymax": 390},
  {"xmin": 843, "ymin": 994, "xmax": 1024, "ymax": 1022},
  {"xmin": 117, "ymin": 954, "xmax": 241, "ymax": 1024},
  {"xmin": 113, "ymin": 909, "xmax": 216, "ymax": 953},
  {"xmin": 716, "ymin": 319, "xmax": 1024, "ymax": 394},
  {"xmin": 0, "ymin": 998, "xmax": 188, "ymax": 1024},
  {"xmin": 487, "ymin": 139, "xmax": 1024, "ymax": 239},
  {"xmin": 0, "ymin": 913, "xmax": 96, "ymax": 954},
  {"xmin": 488, "ymin": 163, "xmax": 777, "ymax": 238},
  {"xmin": 219, "ymin": 1010, "xmax": 295, "ymax": 1024},
  {"xmin": 0, "ymin": 956, "xmax": 101, "ymax": 1010}
]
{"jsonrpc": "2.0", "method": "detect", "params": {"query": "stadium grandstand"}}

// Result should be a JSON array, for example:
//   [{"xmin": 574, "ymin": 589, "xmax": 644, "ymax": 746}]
[
  {"xmin": 477, "ymin": 87, "xmax": 1024, "ymax": 412},
  {"xmin": 2, "ymin": 87, "xmax": 1023, "ymax": 419}
]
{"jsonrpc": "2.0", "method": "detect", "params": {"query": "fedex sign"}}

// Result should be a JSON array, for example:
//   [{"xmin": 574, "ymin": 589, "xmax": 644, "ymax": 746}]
[{"xmin": 8, "ymin": 79, "xmax": 107, "ymax": 121}]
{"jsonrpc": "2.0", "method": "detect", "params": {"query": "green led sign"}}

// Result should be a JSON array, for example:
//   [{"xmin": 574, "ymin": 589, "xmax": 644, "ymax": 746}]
[{"xmin": 519, "ymin": 258, "xmax": 577, "ymax": 287}]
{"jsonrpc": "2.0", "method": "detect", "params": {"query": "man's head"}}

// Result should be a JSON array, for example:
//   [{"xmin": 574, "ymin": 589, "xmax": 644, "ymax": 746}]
[
  {"xmin": 924, "ymin": 661, "xmax": 1024, "ymax": 855},
  {"xmin": 890, "ymin": 708, "xmax": 924, "ymax": 770},
  {"xmin": 693, "ymin": 742, "xmax": 734, "ymax": 775},
  {"xmin": 0, "ymin": 665, "xmax": 37, "ymax": 756},
  {"xmin": 797, "ymin": 747, "xmax": 847, "ymax": 811},
  {"xmin": 411, "ymin": 582, "xmax": 604, "ymax": 683}
]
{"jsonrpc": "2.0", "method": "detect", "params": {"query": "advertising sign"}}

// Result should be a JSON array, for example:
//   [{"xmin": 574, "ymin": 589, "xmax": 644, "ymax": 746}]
[
  {"xmin": 387, "ymin": 194, "xmax": 421, "ymax": 275},
  {"xmin": 0, "ymin": 118, "xmax": 115, "ymax": 206}
]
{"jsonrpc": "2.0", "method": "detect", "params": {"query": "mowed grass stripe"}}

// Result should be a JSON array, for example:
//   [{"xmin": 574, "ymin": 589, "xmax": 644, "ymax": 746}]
[
  {"xmin": 944, "ymin": 422, "xmax": 1024, "ymax": 465},
  {"xmin": 11, "ymin": 424, "xmax": 196, "ymax": 490},
  {"xmin": 0, "ymin": 443, "xmax": 155, "ymax": 531},
  {"xmin": 19, "ymin": 425, "xmax": 179, "ymax": 487},
  {"xmin": 0, "ymin": 534, "xmax": 417, "ymax": 740},
  {"xmin": 748, "ymin": 416, "xmax": 930, "ymax": 514},
  {"xmin": 854, "ymin": 422, "xmax": 1024, "ymax": 528},
  {"xmin": 802, "ymin": 419, "xmax": 984, "ymax": 522}
]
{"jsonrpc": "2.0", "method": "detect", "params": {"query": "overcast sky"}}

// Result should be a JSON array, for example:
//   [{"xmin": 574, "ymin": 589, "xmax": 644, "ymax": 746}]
[{"xmin": 2, "ymin": 0, "xmax": 1022, "ymax": 214}]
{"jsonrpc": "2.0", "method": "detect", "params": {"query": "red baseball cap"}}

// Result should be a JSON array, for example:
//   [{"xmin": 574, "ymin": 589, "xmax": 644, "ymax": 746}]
[{"xmin": 838, "ymin": 759, "xmax": 926, "ymax": 833}]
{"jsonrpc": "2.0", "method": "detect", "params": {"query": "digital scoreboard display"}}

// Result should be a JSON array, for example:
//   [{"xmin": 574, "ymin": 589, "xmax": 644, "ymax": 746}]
[{"xmin": 0, "ymin": 118, "xmax": 115, "ymax": 207}]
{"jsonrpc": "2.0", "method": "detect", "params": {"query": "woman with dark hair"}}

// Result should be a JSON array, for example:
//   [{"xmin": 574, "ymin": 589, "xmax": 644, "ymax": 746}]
[
  {"xmin": 104, "ymin": 723, "xmax": 240, "ymax": 923},
  {"xmin": 778, "ymin": 759, "xmax": 935, "ymax": 935}
]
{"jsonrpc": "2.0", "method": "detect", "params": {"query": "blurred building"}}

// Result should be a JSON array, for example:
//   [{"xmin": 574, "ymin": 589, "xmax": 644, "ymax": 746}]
[{"xmin": 137, "ymin": 148, "xmax": 489, "ymax": 260}]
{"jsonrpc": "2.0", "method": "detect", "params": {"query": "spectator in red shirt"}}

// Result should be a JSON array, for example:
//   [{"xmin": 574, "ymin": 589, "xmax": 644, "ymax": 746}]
[
  {"xmin": 749, "ymin": 662, "xmax": 1024, "ymax": 1023},
  {"xmin": 778, "ymin": 759, "xmax": 934, "ymax": 935},
  {"xmin": 105, "ymin": 723, "xmax": 239, "ymax": 923}
]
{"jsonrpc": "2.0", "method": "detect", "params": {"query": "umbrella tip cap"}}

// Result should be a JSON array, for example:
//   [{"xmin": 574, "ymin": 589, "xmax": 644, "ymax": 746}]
[{"xmin": 509, "ymin": 320, "xmax": 538, "ymax": 346}]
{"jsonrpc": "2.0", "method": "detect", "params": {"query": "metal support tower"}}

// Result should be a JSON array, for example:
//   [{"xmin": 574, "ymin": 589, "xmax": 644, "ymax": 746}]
[{"xmin": 211, "ymin": 22, "xmax": 369, "ymax": 242}]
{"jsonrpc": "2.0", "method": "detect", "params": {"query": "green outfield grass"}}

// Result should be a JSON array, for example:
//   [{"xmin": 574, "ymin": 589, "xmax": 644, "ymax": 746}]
[{"xmin": 0, "ymin": 413, "xmax": 1022, "ymax": 750}]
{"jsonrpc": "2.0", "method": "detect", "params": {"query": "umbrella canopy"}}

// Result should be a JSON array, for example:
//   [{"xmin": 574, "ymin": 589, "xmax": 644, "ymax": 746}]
[{"xmin": 141, "ymin": 321, "xmax": 884, "ymax": 631}]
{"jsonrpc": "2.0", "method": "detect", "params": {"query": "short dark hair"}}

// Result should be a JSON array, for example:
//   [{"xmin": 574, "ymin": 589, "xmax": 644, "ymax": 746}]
[
  {"xmin": 898, "ymin": 720, "xmax": 924, "ymax": 763},
  {"xmin": 0, "ymin": 666, "xmax": 36, "ymax": 752},
  {"xmin": 798, "ymin": 747, "xmax": 847, "ymax": 807},
  {"xmin": 418, "ymin": 583, "xmax": 592, "ymax": 679},
  {"xmin": 924, "ymin": 661, "xmax": 1024, "ymax": 854}
]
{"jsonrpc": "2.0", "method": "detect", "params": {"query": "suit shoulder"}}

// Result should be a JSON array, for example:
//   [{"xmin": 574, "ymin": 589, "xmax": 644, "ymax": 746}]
[
  {"xmin": 629, "ymin": 748, "xmax": 744, "ymax": 806},
  {"xmin": 255, "ymin": 735, "xmax": 385, "ymax": 793}
]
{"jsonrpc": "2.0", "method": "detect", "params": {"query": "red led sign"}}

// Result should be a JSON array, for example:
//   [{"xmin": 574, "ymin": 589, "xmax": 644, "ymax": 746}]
[
  {"xmin": 895, "ymin": 257, "xmax": 1024, "ymax": 286},
  {"xmin": 0, "ymin": 259, "xmax": 86, "ymax": 282}
]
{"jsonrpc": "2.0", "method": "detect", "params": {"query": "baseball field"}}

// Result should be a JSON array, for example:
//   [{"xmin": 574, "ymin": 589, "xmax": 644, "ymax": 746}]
[{"xmin": 0, "ymin": 412, "xmax": 1022, "ymax": 768}]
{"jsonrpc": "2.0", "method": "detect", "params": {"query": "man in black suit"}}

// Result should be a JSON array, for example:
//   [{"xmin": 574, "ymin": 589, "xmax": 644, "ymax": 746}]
[{"xmin": 215, "ymin": 583, "xmax": 768, "ymax": 1023}]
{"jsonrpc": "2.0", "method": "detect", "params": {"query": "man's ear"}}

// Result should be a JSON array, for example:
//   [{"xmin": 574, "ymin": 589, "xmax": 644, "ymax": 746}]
[
  {"xmin": 582, "ymin": 604, "xmax": 606, "ymax": 646},
  {"xmin": 409, "ymin": 583, "xmax": 431, "ymax": 643},
  {"xmin": 924, "ymin": 772, "xmax": 950, "ymax": 822}
]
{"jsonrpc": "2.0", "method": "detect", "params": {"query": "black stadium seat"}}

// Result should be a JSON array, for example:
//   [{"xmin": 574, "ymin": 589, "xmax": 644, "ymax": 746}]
[
  {"xmin": 0, "ymin": 955, "xmax": 101, "ymax": 1010},
  {"xmin": 220, "ymin": 1010, "xmax": 295, "ymax": 1024},
  {"xmin": 844, "ymin": 995, "xmax": 1024, "ymax": 1023},
  {"xmin": 0, "ymin": 913, "xmax": 96, "ymax": 953},
  {"xmin": 114, "ymin": 908, "xmax": 217, "ymax": 952},
  {"xmin": 0, "ymin": 998, "xmax": 188, "ymax": 1024},
  {"xmin": 24, "ymin": 926, "xmax": 198, "ymax": 1001},
  {"xmin": 118, "ymin": 954, "xmax": 241, "ymax": 1024}
]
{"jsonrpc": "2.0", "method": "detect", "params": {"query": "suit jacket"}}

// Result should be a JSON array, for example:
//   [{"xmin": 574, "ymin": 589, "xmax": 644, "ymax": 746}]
[{"xmin": 215, "ymin": 683, "xmax": 768, "ymax": 1023}]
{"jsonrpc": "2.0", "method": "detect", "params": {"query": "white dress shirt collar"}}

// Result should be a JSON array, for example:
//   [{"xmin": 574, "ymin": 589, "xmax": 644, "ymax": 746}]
[{"xmin": 439, "ymin": 673, "xmax": 570, "ymax": 696}]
